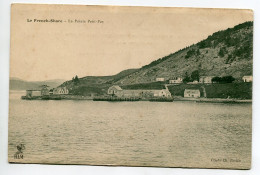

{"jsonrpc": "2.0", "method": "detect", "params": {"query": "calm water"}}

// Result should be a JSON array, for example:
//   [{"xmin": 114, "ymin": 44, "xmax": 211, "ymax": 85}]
[{"xmin": 8, "ymin": 91, "xmax": 252, "ymax": 169}]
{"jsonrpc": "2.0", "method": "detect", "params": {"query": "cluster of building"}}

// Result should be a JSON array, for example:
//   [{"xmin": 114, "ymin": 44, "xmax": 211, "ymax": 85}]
[
  {"xmin": 107, "ymin": 85, "xmax": 204, "ymax": 99},
  {"xmin": 156, "ymin": 75, "xmax": 253, "ymax": 84},
  {"xmin": 136, "ymin": 75, "xmax": 252, "ymax": 99},
  {"xmin": 156, "ymin": 76, "xmax": 213, "ymax": 84},
  {"xmin": 26, "ymin": 85, "xmax": 69, "ymax": 98},
  {"xmin": 107, "ymin": 75, "xmax": 252, "ymax": 99},
  {"xmin": 107, "ymin": 85, "xmax": 172, "ymax": 98}
]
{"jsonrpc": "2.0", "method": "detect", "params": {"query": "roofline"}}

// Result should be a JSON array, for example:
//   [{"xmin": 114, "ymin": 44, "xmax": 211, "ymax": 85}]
[{"xmin": 184, "ymin": 89, "xmax": 200, "ymax": 91}]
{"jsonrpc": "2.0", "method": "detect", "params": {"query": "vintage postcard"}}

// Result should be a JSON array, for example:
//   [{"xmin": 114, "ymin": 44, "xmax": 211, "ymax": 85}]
[{"xmin": 9, "ymin": 4, "xmax": 253, "ymax": 169}]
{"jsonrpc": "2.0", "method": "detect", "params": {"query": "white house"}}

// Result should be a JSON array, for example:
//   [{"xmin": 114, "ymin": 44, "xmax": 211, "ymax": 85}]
[
  {"xmin": 199, "ymin": 76, "xmax": 214, "ymax": 84},
  {"xmin": 187, "ymin": 80, "xmax": 199, "ymax": 84},
  {"xmin": 53, "ymin": 87, "xmax": 69, "ymax": 95},
  {"xmin": 156, "ymin": 78, "xmax": 165, "ymax": 82},
  {"xmin": 242, "ymin": 76, "xmax": 253, "ymax": 82},
  {"xmin": 107, "ymin": 85, "xmax": 123, "ymax": 96},
  {"xmin": 184, "ymin": 89, "xmax": 200, "ymax": 98},
  {"xmin": 153, "ymin": 89, "xmax": 172, "ymax": 97},
  {"xmin": 169, "ymin": 77, "xmax": 183, "ymax": 84}
]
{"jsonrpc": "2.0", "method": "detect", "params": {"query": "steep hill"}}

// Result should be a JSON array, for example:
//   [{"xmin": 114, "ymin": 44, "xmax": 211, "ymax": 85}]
[{"xmin": 115, "ymin": 21, "xmax": 253, "ymax": 85}]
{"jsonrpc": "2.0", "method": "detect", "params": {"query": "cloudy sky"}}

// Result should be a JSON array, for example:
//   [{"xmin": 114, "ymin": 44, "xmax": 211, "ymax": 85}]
[{"xmin": 10, "ymin": 4, "xmax": 253, "ymax": 81}]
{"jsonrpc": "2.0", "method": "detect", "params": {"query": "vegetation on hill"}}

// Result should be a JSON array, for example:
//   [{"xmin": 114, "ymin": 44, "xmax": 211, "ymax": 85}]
[
  {"xmin": 121, "ymin": 82, "xmax": 166, "ymax": 90},
  {"xmin": 69, "ymin": 86, "xmax": 105, "ymax": 96},
  {"xmin": 211, "ymin": 76, "xmax": 235, "ymax": 83},
  {"xmin": 204, "ymin": 83, "xmax": 252, "ymax": 99},
  {"xmin": 167, "ymin": 83, "xmax": 252, "ymax": 99},
  {"xmin": 115, "ymin": 21, "xmax": 253, "ymax": 85}
]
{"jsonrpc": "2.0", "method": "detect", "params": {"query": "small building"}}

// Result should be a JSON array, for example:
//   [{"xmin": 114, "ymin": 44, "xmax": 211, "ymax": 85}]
[
  {"xmin": 184, "ymin": 89, "xmax": 200, "ymax": 98},
  {"xmin": 49, "ymin": 89, "xmax": 54, "ymax": 95},
  {"xmin": 156, "ymin": 78, "xmax": 165, "ymax": 82},
  {"xmin": 39, "ymin": 85, "xmax": 50, "ymax": 96},
  {"xmin": 107, "ymin": 85, "xmax": 123, "ymax": 96},
  {"xmin": 242, "ymin": 75, "xmax": 253, "ymax": 82},
  {"xmin": 153, "ymin": 89, "xmax": 172, "ymax": 97},
  {"xmin": 169, "ymin": 77, "xmax": 183, "ymax": 84},
  {"xmin": 26, "ymin": 85, "xmax": 50, "ymax": 97},
  {"xmin": 199, "ymin": 76, "xmax": 214, "ymax": 84},
  {"xmin": 53, "ymin": 87, "xmax": 69, "ymax": 95},
  {"xmin": 187, "ymin": 80, "xmax": 199, "ymax": 84},
  {"xmin": 26, "ymin": 90, "xmax": 42, "ymax": 97},
  {"xmin": 90, "ymin": 93, "xmax": 98, "ymax": 97}
]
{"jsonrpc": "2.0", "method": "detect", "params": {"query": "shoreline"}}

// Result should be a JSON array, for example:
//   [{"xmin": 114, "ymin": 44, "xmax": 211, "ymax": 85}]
[
  {"xmin": 173, "ymin": 97, "xmax": 252, "ymax": 103},
  {"xmin": 21, "ymin": 95, "xmax": 252, "ymax": 103}
]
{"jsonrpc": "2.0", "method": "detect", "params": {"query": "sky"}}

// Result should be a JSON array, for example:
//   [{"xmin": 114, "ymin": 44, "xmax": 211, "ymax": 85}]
[{"xmin": 10, "ymin": 4, "xmax": 253, "ymax": 81}]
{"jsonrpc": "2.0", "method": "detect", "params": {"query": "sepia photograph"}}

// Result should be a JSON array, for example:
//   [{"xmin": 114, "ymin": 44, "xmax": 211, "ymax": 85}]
[{"xmin": 8, "ymin": 4, "xmax": 253, "ymax": 169}]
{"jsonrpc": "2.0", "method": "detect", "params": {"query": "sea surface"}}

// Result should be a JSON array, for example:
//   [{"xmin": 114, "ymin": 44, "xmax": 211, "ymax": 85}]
[{"xmin": 8, "ymin": 90, "xmax": 252, "ymax": 169}]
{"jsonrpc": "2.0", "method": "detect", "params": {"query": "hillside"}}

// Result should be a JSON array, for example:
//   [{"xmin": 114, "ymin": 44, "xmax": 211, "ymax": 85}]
[
  {"xmin": 59, "ymin": 69, "xmax": 139, "ymax": 96},
  {"xmin": 115, "ymin": 21, "xmax": 253, "ymax": 85},
  {"xmin": 10, "ymin": 78, "xmax": 65, "ymax": 90},
  {"xmin": 59, "ymin": 21, "xmax": 253, "ymax": 96}
]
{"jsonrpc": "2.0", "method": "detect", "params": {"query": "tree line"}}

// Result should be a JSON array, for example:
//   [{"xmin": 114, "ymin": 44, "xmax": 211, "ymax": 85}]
[
  {"xmin": 72, "ymin": 75, "xmax": 80, "ymax": 84},
  {"xmin": 183, "ymin": 70, "xmax": 235, "ymax": 83}
]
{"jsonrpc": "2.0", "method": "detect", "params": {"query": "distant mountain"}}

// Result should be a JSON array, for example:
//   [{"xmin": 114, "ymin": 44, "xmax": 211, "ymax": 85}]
[
  {"xmin": 114, "ymin": 21, "xmax": 253, "ymax": 85},
  {"xmin": 10, "ymin": 78, "xmax": 66, "ymax": 90}
]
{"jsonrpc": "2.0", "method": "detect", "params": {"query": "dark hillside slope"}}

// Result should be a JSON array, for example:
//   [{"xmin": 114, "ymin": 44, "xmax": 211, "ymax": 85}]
[{"xmin": 115, "ymin": 21, "xmax": 253, "ymax": 85}]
